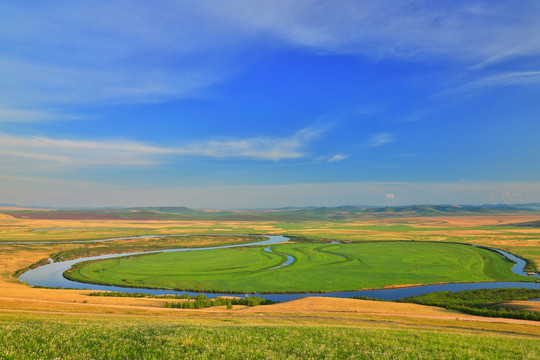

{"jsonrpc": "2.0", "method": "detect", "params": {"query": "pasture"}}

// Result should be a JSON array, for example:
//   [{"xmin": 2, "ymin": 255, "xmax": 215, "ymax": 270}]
[{"xmin": 66, "ymin": 241, "xmax": 530, "ymax": 293}]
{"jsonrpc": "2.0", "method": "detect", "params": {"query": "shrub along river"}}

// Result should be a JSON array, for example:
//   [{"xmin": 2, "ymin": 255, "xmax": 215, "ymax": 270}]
[{"xmin": 18, "ymin": 235, "xmax": 540, "ymax": 302}]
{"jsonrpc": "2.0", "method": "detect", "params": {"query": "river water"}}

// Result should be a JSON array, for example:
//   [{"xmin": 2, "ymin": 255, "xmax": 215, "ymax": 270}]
[{"xmin": 18, "ymin": 235, "xmax": 540, "ymax": 301}]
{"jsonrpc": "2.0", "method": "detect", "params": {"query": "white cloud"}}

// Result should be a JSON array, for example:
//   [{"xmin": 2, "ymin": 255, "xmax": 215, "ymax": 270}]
[
  {"xmin": 0, "ymin": 127, "xmax": 323, "ymax": 170},
  {"xmin": 437, "ymin": 71, "xmax": 540, "ymax": 99},
  {"xmin": 328, "ymin": 154, "xmax": 347, "ymax": 163},
  {"xmin": 365, "ymin": 133, "xmax": 395, "ymax": 148},
  {"xmin": 0, "ymin": 55, "xmax": 222, "ymax": 107},
  {"xmin": 473, "ymin": 71, "xmax": 540, "ymax": 87},
  {"xmin": 0, "ymin": 108, "xmax": 81, "ymax": 122},
  {"xmin": 184, "ymin": 127, "xmax": 325, "ymax": 161}
]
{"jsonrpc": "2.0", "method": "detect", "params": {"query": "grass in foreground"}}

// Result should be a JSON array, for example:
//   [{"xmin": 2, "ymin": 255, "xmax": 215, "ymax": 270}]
[
  {"xmin": 66, "ymin": 241, "xmax": 529, "ymax": 293},
  {"xmin": 1, "ymin": 315, "xmax": 539, "ymax": 360}
]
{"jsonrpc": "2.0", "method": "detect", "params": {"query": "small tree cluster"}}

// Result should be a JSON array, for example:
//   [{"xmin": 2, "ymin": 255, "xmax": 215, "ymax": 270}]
[{"xmin": 164, "ymin": 295, "xmax": 273, "ymax": 309}]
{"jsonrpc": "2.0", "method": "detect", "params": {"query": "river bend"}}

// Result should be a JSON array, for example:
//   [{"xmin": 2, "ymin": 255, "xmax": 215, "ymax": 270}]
[{"xmin": 18, "ymin": 235, "xmax": 540, "ymax": 302}]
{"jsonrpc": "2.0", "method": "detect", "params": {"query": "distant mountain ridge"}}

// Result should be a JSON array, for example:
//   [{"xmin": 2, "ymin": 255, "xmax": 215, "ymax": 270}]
[{"xmin": 2, "ymin": 203, "xmax": 539, "ymax": 221}]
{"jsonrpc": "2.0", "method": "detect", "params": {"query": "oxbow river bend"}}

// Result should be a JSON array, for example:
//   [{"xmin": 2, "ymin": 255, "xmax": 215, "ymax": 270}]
[{"xmin": 18, "ymin": 235, "xmax": 540, "ymax": 302}]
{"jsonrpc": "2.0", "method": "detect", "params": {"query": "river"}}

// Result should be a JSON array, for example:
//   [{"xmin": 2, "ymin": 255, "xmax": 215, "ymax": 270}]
[{"xmin": 17, "ymin": 235, "xmax": 540, "ymax": 301}]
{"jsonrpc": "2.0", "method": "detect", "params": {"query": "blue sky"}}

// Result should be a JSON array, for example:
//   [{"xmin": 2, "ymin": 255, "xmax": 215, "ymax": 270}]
[{"xmin": 1, "ymin": 0, "xmax": 539, "ymax": 208}]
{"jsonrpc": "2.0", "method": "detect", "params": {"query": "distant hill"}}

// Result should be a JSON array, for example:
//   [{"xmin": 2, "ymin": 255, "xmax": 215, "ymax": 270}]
[
  {"xmin": 504, "ymin": 220, "xmax": 540, "ymax": 228},
  {"xmin": 510, "ymin": 203, "xmax": 540, "ymax": 211},
  {"xmin": 129, "ymin": 206, "xmax": 201, "ymax": 214},
  {"xmin": 364, "ymin": 204, "xmax": 535, "ymax": 216},
  {"xmin": 0, "ymin": 204, "xmax": 52, "ymax": 211},
  {"xmin": 2, "ymin": 203, "xmax": 538, "ymax": 221}
]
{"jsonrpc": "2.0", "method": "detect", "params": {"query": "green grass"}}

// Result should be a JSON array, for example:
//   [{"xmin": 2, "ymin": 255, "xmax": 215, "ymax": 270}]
[
  {"xmin": 401, "ymin": 288, "xmax": 540, "ymax": 306},
  {"xmin": 1, "ymin": 315, "xmax": 538, "ymax": 359},
  {"xmin": 511, "ymin": 246, "xmax": 540, "ymax": 272},
  {"xmin": 12, "ymin": 235, "xmax": 264, "ymax": 279},
  {"xmin": 399, "ymin": 288, "xmax": 540, "ymax": 321},
  {"xmin": 50, "ymin": 235, "xmax": 264, "ymax": 261},
  {"xmin": 66, "ymin": 241, "xmax": 530, "ymax": 293}
]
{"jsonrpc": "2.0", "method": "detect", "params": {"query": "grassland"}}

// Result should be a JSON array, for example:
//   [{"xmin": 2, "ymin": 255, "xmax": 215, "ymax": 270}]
[
  {"xmin": 66, "ymin": 241, "xmax": 531, "ymax": 293},
  {"xmin": 2, "ymin": 209, "xmax": 539, "ymax": 272},
  {"xmin": 11, "ymin": 234, "xmax": 264, "ymax": 279},
  {"xmin": 2, "ymin": 313, "xmax": 539, "ymax": 359},
  {"xmin": 399, "ymin": 288, "xmax": 540, "ymax": 320},
  {"xmin": 1, "ymin": 210, "xmax": 540, "ymax": 358},
  {"xmin": 48, "ymin": 234, "xmax": 264, "ymax": 261}
]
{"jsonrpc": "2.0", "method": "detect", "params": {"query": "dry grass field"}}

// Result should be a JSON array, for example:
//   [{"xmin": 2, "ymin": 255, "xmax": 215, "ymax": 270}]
[{"xmin": 4, "ymin": 211, "xmax": 538, "ymax": 270}]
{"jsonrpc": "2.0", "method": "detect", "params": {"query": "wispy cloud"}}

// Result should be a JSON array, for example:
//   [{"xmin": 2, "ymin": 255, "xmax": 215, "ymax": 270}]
[
  {"xmin": 0, "ymin": 2, "xmax": 243, "ymax": 108},
  {"xmin": 440, "ymin": 71, "xmax": 540, "ymax": 98},
  {"xmin": 0, "ymin": 107, "xmax": 81, "ymax": 122},
  {"xmin": 178, "ymin": 134, "xmax": 306, "ymax": 161},
  {"xmin": 404, "ymin": 70, "xmax": 540, "ymax": 120},
  {"xmin": 0, "ymin": 127, "xmax": 324, "ymax": 170},
  {"xmin": 365, "ymin": 133, "xmax": 395, "ymax": 148},
  {"xmin": 0, "ymin": 54, "xmax": 223, "ymax": 107},
  {"xmin": 328, "ymin": 154, "xmax": 347, "ymax": 163},
  {"xmin": 208, "ymin": 1, "xmax": 540, "ymax": 65},
  {"xmin": 0, "ymin": 134, "xmax": 169, "ymax": 168},
  {"xmin": 1, "ymin": 1, "xmax": 539, "ymax": 111},
  {"xmin": 177, "ymin": 126, "xmax": 325, "ymax": 161}
]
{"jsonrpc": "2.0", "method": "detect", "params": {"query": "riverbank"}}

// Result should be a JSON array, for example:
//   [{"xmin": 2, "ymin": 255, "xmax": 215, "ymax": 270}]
[{"xmin": 18, "ymin": 236, "xmax": 539, "ymax": 301}]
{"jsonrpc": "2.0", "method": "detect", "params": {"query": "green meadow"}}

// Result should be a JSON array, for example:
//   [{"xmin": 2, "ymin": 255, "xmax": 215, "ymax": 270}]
[
  {"xmin": 66, "ymin": 241, "xmax": 529, "ymax": 293},
  {"xmin": 399, "ymin": 288, "xmax": 540, "ymax": 320}
]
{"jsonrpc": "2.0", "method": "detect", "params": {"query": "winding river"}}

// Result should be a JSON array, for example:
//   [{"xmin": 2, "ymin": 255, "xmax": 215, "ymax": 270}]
[{"xmin": 17, "ymin": 235, "xmax": 540, "ymax": 302}]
